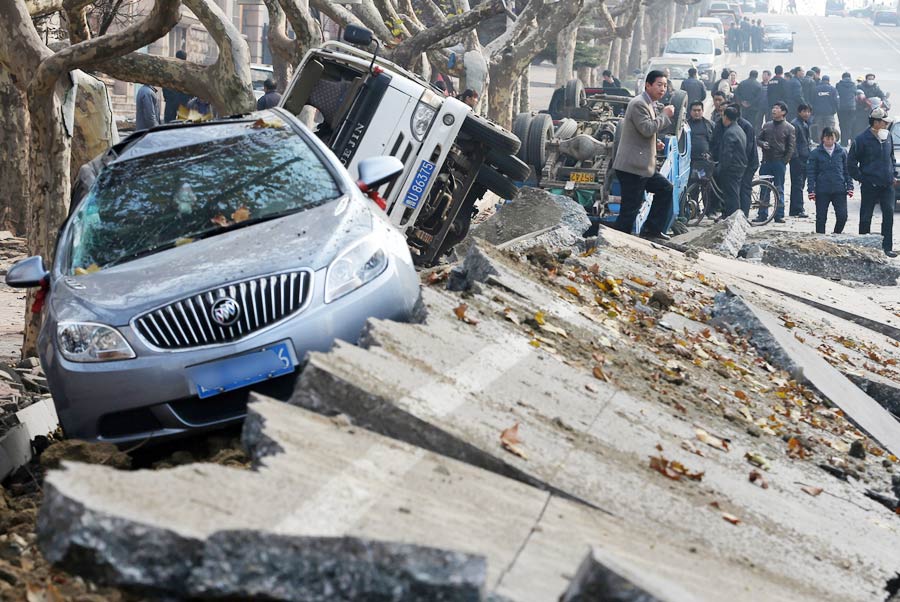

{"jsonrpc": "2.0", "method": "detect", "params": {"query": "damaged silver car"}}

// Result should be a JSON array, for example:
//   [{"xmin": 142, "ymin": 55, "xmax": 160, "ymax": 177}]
[{"xmin": 6, "ymin": 110, "xmax": 420, "ymax": 443}]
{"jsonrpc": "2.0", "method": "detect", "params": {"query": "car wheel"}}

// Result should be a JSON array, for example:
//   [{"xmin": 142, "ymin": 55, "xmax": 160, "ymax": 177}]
[
  {"xmin": 511, "ymin": 112, "xmax": 533, "ymax": 163},
  {"xmin": 461, "ymin": 114, "xmax": 521, "ymax": 155},
  {"xmin": 476, "ymin": 164, "xmax": 518, "ymax": 200},
  {"xmin": 526, "ymin": 113, "xmax": 554, "ymax": 172},
  {"xmin": 486, "ymin": 149, "xmax": 531, "ymax": 182},
  {"xmin": 564, "ymin": 78, "xmax": 586, "ymax": 110}
]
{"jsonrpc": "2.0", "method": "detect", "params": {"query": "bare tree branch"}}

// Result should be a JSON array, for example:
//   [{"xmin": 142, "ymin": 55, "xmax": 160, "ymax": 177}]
[
  {"xmin": 279, "ymin": 0, "xmax": 322, "ymax": 50},
  {"xmin": 97, "ymin": 0, "xmax": 127, "ymax": 36},
  {"xmin": 392, "ymin": 0, "xmax": 503, "ymax": 66}
]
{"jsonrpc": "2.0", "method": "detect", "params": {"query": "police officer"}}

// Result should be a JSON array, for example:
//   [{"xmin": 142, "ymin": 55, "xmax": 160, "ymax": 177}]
[
  {"xmin": 810, "ymin": 74, "xmax": 839, "ymax": 142},
  {"xmin": 848, "ymin": 107, "xmax": 897, "ymax": 257}
]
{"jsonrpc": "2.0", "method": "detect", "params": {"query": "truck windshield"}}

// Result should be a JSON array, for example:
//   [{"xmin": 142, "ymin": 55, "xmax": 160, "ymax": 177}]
[{"xmin": 665, "ymin": 38, "xmax": 713, "ymax": 54}]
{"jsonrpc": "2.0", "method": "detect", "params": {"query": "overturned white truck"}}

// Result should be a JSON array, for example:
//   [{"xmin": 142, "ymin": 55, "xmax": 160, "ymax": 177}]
[{"xmin": 280, "ymin": 27, "xmax": 528, "ymax": 265}]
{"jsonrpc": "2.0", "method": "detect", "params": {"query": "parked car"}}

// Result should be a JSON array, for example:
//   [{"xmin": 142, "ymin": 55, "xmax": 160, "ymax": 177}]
[
  {"xmin": 696, "ymin": 16, "xmax": 725, "ymax": 36},
  {"xmin": 728, "ymin": 2, "xmax": 744, "ymax": 16},
  {"xmin": 6, "ymin": 112, "xmax": 421, "ymax": 443},
  {"xmin": 708, "ymin": 9, "xmax": 738, "ymax": 28},
  {"xmin": 662, "ymin": 30, "xmax": 722, "ymax": 86},
  {"xmin": 762, "ymin": 23, "xmax": 795, "ymax": 51},
  {"xmin": 873, "ymin": 7, "xmax": 898, "ymax": 24},
  {"xmin": 280, "ymin": 26, "xmax": 522, "ymax": 266},
  {"xmin": 825, "ymin": 0, "xmax": 846, "ymax": 16},
  {"xmin": 849, "ymin": 3, "xmax": 874, "ymax": 17},
  {"xmin": 683, "ymin": 25, "xmax": 725, "ymax": 54},
  {"xmin": 707, "ymin": 1, "xmax": 732, "ymax": 12}
]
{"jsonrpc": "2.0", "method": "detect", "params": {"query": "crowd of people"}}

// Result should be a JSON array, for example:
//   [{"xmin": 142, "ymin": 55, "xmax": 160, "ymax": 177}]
[
  {"xmin": 612, "ymin": 68, "xmax": 896, "ymax": 258},
  {"xmin": 723, "ymin": 18, "xmax": 768, "ymax": 54}
]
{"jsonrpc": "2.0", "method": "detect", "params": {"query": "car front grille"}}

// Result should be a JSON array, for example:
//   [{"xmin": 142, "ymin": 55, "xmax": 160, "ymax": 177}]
[{"xmin": 133, "ymin": 270, "xmax": 313, "ymax": 350}]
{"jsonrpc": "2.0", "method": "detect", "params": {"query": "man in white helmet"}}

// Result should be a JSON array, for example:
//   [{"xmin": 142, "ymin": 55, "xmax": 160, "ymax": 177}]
[{"xmin": 848, "ymin": 107, "xmax": 896, "ymax": 257}]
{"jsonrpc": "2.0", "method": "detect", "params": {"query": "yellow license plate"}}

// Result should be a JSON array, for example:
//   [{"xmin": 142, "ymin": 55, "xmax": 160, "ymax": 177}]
[{"xmin": 569, "ymin": 172, "xmax": 595, "ymax": 183}]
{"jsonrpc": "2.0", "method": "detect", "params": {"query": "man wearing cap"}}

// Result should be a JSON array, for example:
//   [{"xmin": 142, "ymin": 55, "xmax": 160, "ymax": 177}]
[
  {"xmin": 811, "ymin": 74, "xmax": 839, "ymax": 142},
  {"xmin": 848, "ymin": 108, "xmax": 897, "ymax": 257}
]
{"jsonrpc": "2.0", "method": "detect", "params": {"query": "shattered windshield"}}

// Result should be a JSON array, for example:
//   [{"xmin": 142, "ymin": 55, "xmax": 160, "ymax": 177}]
[
  {"xmin": 665, "ymin": 38, "xmax": 714, "ymax": 55},
  {"xmin": 66, "ymin": 120, "xmax": 341, "ymax": 275}
]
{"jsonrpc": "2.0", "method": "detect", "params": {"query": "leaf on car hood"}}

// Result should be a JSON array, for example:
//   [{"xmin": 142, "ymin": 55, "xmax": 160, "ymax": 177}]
[{"xmin": 231, "ymin": 206, "xmax": 251, "ymax": 223}]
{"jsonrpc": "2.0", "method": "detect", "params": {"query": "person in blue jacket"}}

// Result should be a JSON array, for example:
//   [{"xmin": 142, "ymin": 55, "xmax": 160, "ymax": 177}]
[
  {"xmin": 807, "ymin": 127, "xmax": 853, "ymax": 234},
  {"xmin": 848, "ymin": 108, "xmax": 897, "ymax": 257}
]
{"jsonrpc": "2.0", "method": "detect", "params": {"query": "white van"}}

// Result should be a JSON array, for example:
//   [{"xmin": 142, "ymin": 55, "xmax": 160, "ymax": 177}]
[
  {"xmin": 682, "ymin": 26, "xmax": 725, "ymax": 55},
  {"xmin": 662, "ymin": 30, "xmax": 722, "ymax": 87},
  {"xmin": 696, "ymin": 16, "xmax": 725, "ymax": 36}
]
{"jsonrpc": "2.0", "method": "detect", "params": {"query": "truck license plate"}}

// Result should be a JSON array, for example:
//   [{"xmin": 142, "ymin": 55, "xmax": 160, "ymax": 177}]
[
  {"xmin": 569, "ymin": 172, "xmax": 595, "ymax": 183},
  {"xmin": 190, "ymin": 341, "xmax": 294, "ymax": 399},
  {"xmin": 402, "ymin": 160, "xmax": 436, "ymax": 209}
]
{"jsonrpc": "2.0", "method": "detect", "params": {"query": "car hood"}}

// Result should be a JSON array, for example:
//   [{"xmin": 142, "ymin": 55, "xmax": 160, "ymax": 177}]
[
  {"xmin": 50, "ymin": 195, "xmax": 376, "ymax": 324},
  {"xmin": 766, "ymin": 32, "xmax": 791, "ymax": 38}
]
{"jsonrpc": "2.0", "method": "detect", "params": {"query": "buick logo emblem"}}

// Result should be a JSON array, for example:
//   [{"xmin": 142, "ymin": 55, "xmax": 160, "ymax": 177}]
[{"xmin": 211, "ymin": 297, "xmax": 241, "ymax": 326}]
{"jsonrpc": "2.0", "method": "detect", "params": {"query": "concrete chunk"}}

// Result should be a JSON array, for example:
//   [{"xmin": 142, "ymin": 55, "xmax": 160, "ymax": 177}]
[
  {"xmin": 712, "ymin": 287, "xmax": 900, "ymax": 456},
  {"xmin": 685, "ymin": 212, "xmax": 752, "ymax": 257}
]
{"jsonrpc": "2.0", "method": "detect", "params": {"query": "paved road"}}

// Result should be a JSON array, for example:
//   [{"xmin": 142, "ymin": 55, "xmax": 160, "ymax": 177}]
[{"xmin": 529, "ymin": 13, "xmax": 900, "ymax": 248}]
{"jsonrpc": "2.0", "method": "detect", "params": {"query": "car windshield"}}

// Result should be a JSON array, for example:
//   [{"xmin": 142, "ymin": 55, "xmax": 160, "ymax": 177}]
[
  {"xmin": 66, "ymin": 121, "xmax": 341, "ymax": 274},
  {"xmin": 765, "ymin": 24, "xmax": 790, "ymax": 33},
  {"xmin": 665, "ymin": 38, "xmax": 714, "ymax": 54},
  {"xmin": 700, "ymin": 20, "xmax": 724, "ymax": 33},
  {"xmin": 650, "ymin": 64, "xmax": 692, "ymax": 79},
  {"xmin": 826, "ymin": 0, "xmax": 843, "ymax": 8}
]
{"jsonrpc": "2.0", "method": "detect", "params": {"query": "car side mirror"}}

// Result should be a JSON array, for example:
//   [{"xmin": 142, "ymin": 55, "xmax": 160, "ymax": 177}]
[
  {"xmin": 6, "ymin": 256, "xmax": 49, "ymax": 288},
  {"xmin": 358, "ymin": 156, "xmax": 404, "ymax": 190},
  {"xmin": 715, "ymin": 48, "xmax": 723, "ymax": 55},
  {"xmin": 343, "ymin": 25, "xmax": 374, "ymax": 46}
]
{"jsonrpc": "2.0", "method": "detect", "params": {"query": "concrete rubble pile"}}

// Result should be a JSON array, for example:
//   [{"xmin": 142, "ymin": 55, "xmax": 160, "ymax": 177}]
[{"xmin": 24, "ymin": 190, "xmax": 900, "ymax": 601}]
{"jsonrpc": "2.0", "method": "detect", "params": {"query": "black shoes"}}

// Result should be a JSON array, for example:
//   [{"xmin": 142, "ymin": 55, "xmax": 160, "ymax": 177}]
[
  {"xmin": 886, "ymin": 250, "xmax": 898, "ymax": 258},
  {"xmin": 774, "ymin": 218, "xmax": 786, "ymax": 223},
  {"xmin": 640, "ymin": 231, "xmax": 671, "ymax": 241},
  {"xmin": 792, "ymin": 212, "xmax": 809, "ymax": 218}
]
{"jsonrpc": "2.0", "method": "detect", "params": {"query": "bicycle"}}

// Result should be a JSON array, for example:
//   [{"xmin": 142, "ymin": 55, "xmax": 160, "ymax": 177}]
[{"xmin": 679, "ymin": 162, "xmax": 781, "ymax": 226}]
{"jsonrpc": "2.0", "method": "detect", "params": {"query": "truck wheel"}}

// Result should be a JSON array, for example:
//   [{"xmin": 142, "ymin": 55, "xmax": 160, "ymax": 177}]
[
  {"xmin": 526, "ymin": 113, "xmax": 554, "ymax": 172},
  {"xmin": 486, "ymin": 149, "xmax": 531, "ymax": 182},
  {"xmin": 555, "ymin": 118, "xmax": 578, "ymax": 140},
  {"xmin": 564, "ymin": 78, "xmax": 586, "ymax": 109},
  {"xmin": 512, "ymin": 112, "xmax": 533, "ymax": 163},
  {"xmin": 476, "ymin": 164, "xmax": 519, "ymax": 200},
  {"xmin": 461, "ymin": 114, "xmax": 521, "ymax": 155}
]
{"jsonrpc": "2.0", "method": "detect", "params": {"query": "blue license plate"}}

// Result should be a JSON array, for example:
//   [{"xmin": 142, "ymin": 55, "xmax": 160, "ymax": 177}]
[
  {"xmin": 402, "ymin": 160, "xmax": 436, "ymax": 209},
  {"xmin": 189, "ymin": 341, "xmax": 294, "ymax": 399}
]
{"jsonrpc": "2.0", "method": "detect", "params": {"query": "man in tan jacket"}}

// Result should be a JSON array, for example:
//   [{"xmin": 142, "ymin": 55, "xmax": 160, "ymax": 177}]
[{"xmin": 612, "ymin": 70, "xmax": 676, "ymax": 238}]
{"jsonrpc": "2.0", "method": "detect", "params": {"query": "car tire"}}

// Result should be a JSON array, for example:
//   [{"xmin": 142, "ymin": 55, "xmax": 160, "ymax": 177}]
[
  {"xmin": 564, "ymin": 78, "xmax": 586, "ymax": 109},
  {"xmin": 526, "ymin": 113, "xmax": 554, "ymax": 172},
  {"xmin": 486, "ymin": 149, "xmax": 531, "ymax": 182},
  {"xmin": 512, "ymin": 112, "xmax": 533, "ymax": 162},
  {"xmin": 461, "ymin": 114, "xmax": 521, "ymax": 155},
  {"xmin": 555, "ymin": 118, "xmax": 579, "ymax": 140},
  {"xmin": 476, "ymin": 164, "xmax": 519, "ymax": 200}
]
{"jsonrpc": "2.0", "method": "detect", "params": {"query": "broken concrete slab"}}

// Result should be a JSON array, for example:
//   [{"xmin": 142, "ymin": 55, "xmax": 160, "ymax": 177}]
[
  {"xmin": 560, "ymin": 546, "xmax": 697, "ymax": 602},
  {"xmin": 712, "ymin": 287, "xmax": 900, "ymax": 457},
  {"xmin": 0, "ymin": 396, "xmax": 58, "ymax": 481},
  {"xmin": 844, "ymin": 372, "xmax": 900, "ymax": 420},
  {"xmin": 685, "ymin": 212, "xmax": 752, "ymax": 258},
  {"xmin": 289, "ymin": 285, "xmax": 898, "ymax": 602},
  {"xmin": 42, "ymin": 397, "xmax": 696, "ymax": 602}
]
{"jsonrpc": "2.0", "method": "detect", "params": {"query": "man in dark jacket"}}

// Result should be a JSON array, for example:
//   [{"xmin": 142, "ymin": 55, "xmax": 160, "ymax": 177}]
[
  {"xmin": 716, "ymin": 106, "xmax": 748, "ymax": 217},
  {"xmin": 754, "ymin": 19, "xmax": 765, "ymax": 52},
  {"xmin": 758, "ymin": 70, "xmax": 772, "ymax": 124},
  {"xmin": 734, "ymin": 70, "xmax": 763, "ymax": 129},
  {"xmin": 811, "ymin": 75, "xmax": 839, "ymax": 141},
  {"xmin": 836, "ymin": 72, "xmax": 857, "ymax": 147},
  {"xmin": 807, "ymin": 127, "xmax": 853, "ymax": 233},
  {"xmin": 602, "ymin": 70, "xmax": 622, "ymax": 89},
  {"xmin": 728, "ymin": 103, "xmax": 760, "ymax": 216},
  {"xmin": 688, "ymin": 101, "xmax": 714, "ymax": 165},
  {"xmin": 681, "ymin": 68, "xmax": 707, "ymax": 105},
  {"xmin": 256, "ymin": 78, "xmax": 282, "ymax": 110},
  {"xmin": 784, "ymin": 70, "xmax": 805, "ymax": 122},
  {"xmin": 135, "ymin": 84, "xmax": 160, "ymax": 130},
  {"xmin": 755, "ymin": 101, "xmax": 796, "ymax": 222},
  {"xmin": 861, "ymin": 73, "xmax": 886, "ymax": 101},
  {"xmin": 162, "ymin": 50, "xmax": 191, "ymax": 123},
  {"xmin": 800, "ymin": 70, "xmax": 816, "ymax": 112},
  {"xmin": 848, "ymin": 107, "xmax": 897, "ymax": 256},
  {"xmin": 789, "ymin": 104, "xmax": 812, "ymax": 217},
  {"xmin": 766, "ymin": 66, "xmax": 787, "ymax": 111}
]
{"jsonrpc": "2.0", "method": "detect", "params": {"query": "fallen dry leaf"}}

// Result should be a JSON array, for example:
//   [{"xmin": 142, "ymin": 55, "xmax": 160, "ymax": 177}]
[
  {"xmin": 734, "ymin": 390, "xmax": 748, "ymax": 401},
  {"xmin": 749, "ymin": 469, "xmax": 769, "ymax": 489},
  {"xmin": 681, "ymin": 440, "xmax": 705, "ymax": 456},
  {"xmin": 592, "ymin": 365, "xmax": 611, "ymax": 382},
  {"xmin": 721, "ymin": 512, "xmax": 742, "ymax": 525},
  {"xmin": 787, "ymin": 437, "xmax": 808, "ymax": 459},
  {"xmin": 564, "ymin": 285, "xmax": 582, "ymax": 298},
  {"xmin": 502, "ymin": 308, "xmax": 521, "ymax": 325},
  {"xmin": 540, "ymin": 323, "xmax": 568, "ymax": 337},
  {"xmin": 426, "ymin": 270, "xmax": 449, "ymax": 285},
  {"xmin": 453, "ymin": 303, "xmax": 478, "ymax": 325},
  {"xmin": 231, "ymin": 206, "xmax": 251, "ymax": 223},
  {"xmin": 801, "ymin": 485, "xmax": 823, "ymax": 497},
  {"xmin": 534, "ymin": 311, "xmax": 546, "ymax": 325},
  {"xmin": 695, "ymin": 428, "xmax": 730, "ymax": 452},
  {"xmin": 745, "ymin": 451, "xmax": 771, "ymax": 470},
  {"xmin": 500, "ymin": 422, "xmax": 527, "ymax": 459},
  {"xmin": 648, "ymin": 455, "xmax": 704, "ymax": 481}
]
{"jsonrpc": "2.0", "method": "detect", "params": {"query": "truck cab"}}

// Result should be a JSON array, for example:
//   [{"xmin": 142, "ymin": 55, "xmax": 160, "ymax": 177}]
[{"xmin": 280, "ymin": 30, "xmax": 521, "ymax": 265}]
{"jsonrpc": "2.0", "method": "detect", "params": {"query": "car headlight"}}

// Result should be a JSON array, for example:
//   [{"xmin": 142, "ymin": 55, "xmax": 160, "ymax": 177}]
[
  {"xmin": 411, "ymin": 102, "xmax": 437, "ymax": 141},
  {"xmin": 325, "ymin": 236, "xmax": 389, "ymax": 303},
  {"xmin": 57, "ymin": 322, "xmax": 135, "ymax": 362}
]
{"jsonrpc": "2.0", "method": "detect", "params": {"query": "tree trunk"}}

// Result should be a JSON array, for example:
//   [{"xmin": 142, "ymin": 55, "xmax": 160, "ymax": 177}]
[
  {"xmin": 518, "ymin": 67, "xmax": 529, "ymax": 113},
  {"xmin": 23, "ymin": 85, "xmax": 72, "ymax": 356},
  {"xmin": 70, "ymin": 70, "xmax": 119, "ymax": 188},
  {"xmin": 555, "ymin": 21, "xmax": 579, "ymax": 87},
  {"xmin": 608, "ymin": 35, "xmax": 621, "ymax": 73},
  {"xmin": 486, "ymin": 61, "xmax": 518, "ymax": 128},
  {"xmin": 0, "ymin": 66, "xmax": 30, "ymax": 236},
  {"xmin": 626, "ymin": 7, "xmax": 643, "ymax": 74},
  {"xmin": 576, "ymin": 65, "xmax": 591, "ymax": 84}
]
